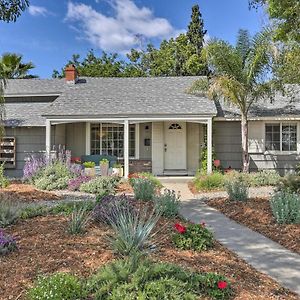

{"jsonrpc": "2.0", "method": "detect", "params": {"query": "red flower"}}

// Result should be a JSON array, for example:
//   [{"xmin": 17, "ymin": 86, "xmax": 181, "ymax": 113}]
[
  {"xmin": 217, "ymin": 281, "xmax": 227, "ymax": 289},
  {"xmin": 200, "ymin": 222, "xmax": 206, "ymax": 227},
  {"xmin": 174, "ymin": 223, "xmax": 186, "ymax": 234}
]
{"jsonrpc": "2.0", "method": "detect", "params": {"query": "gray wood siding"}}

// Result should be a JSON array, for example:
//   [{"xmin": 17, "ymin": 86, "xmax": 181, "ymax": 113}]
[
  {"xmin": 66, "ymin": 123, "xmax": 86, "ymax": 157},
  {"xmin": 139, "ymin": 123, "xmax": 152, "ymax": 160}
]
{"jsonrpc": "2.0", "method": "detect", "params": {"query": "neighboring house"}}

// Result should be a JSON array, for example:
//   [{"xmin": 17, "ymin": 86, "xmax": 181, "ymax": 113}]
[{"xmin": 2, "ymin": 65, "xmax": 300, "ymax": 178}]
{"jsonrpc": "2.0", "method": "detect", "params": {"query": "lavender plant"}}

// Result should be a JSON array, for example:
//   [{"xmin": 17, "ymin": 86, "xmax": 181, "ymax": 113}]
[
  {"xmin": 23, "ymin": 154, "xmax": 47, "ymax": 181},
  {"xmin": 0, "ymin": 229, "xmax": 17, "ymax": 255},
  {"xmin": 68, "ymin": 175, "xmax": 91, "ymax": 191}
]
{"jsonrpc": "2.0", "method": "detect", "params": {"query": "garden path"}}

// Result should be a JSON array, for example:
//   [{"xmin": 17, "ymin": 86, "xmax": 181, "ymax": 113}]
[{"xmin": 162, "ymin": 179, "xmax": 300, "ymax": 297}]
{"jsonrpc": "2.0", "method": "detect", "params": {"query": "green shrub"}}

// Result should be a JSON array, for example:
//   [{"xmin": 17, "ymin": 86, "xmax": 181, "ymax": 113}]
[
  {"xmin": 270, "ymin": 192, "xmax": 300, "ymax": 224},
  {"xmin": 129, "ymin": 172, "xmax": 162, "ymax": 188},
  {"xmin": 173, "ymin": 223, "xmax": 214, "ymax": 251},
  {"xmin": 132, "ymin": 178, "xmax": 156, "ymax": 201},
  {"xmin": 278, "ymin": 175, "xmax": 300, "ymax": 193},
  {"xmin": 251, "ymin": 170, "xmax": 281, "ymax": 186},
  {"xmin": 83, "ymin": 161, "xmax": 95, "ymax": 168},
  {"xmin": 87, "ymin": 258, "xmax": 232, "ymax": 300},
  {"xmin": 194, "ymin": 172, "xmax": 224, "ymax": 191},
  {"xmin": 0, "ymin": 200, "xmax": 22, "ymax": 227},
  {"xmin": 34, "ymin": 163, "xmax": 73, "ymax": 191},
  {"xmin": 67, "ymin": 206, "xmax": 91, "ymax": 235},
  {"xmin": 225, "ymin": 176, "xmax": 249, "ymax": 202},
  {"xmin": 154, "ymin": 189, "xmax": 181, "ymax": 218},
  {"xmin": 108, "ymin": 204, "xmax": 160, "ymax": 256},
  {"xmin": 20, "ymin": 204, "xmax": 50, "ymax": 219},
  {"xmin": 27, "ymin": 272, "xmax": 86, "ymax": 300},
  {"xmin": 79, "ymin": 176, "xmax": 119, "ymax": 195},
  {"xmin": 0, "ymin": 162, "xmax": 9, "ymax": 188},
  {"xmin": 50, "ymin": 201, "xmax": 95, "ymax": 216}
]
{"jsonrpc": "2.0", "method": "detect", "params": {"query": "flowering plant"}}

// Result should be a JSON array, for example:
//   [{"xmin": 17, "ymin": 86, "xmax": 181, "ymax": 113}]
[
  {"xmin": 68, "ymin": 175, "xmax": 91, "ymax": 191},
  {"xmin": 217, "ymin": 281, "xmax": 228, "ymax": 289},
  {"xmin": 172, "ymin": 222, "xmax": 214, "ymax": 251},
  {"xmin": 23, "ymin": 154, "xmax": 47, "ymax": 180},
  {"xmin": 0, "ymin": 229, "xmax": 17, "ymax": 255}
]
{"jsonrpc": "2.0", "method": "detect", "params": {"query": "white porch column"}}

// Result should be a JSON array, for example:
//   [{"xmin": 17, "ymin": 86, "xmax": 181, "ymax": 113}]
[
  {"xmin": 124, "ymin": 119, "xmax": 129, "ymax": 178},
  {"xmin": 207, "ymin": 118, "xmax": 213, "ymax": 174},
  {"xmin": 46, "ymin": 119, "xmax": 51, "ymax": 158},
  {"xmin": 85, "ymin": 122, "xmax": 91, "ymax": 155}
]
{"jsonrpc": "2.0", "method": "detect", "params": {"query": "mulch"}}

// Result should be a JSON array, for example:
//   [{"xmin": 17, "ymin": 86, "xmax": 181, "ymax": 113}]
[
  {"xmin": 1, "ymin": 214, "xmax": 299, "ymax": 300},
  {"xmin": 207, "ymin": 197, "xmax": 300, "ymax": 255}
]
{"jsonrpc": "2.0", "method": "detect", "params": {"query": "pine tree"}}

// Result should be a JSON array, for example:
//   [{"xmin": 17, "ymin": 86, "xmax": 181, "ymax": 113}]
[{"xmin": 187, "ymin": 4, "xmax": 207, "ymax": 55}]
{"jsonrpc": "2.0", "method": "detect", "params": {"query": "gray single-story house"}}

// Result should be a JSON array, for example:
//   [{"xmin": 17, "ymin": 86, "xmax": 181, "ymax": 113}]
[{"xmin": 2, "ymin": 65, "xmax": 300, "ymax": 178}]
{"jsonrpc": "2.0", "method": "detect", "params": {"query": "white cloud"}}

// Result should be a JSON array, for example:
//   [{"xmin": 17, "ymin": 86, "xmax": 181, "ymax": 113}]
[
  {"xmin": 28, "ymin": 5, "xmax": 49, "ymax": 16},
  {"xmin": 66, "ymin": 0, "xmax": 182, "ymax": 52}
]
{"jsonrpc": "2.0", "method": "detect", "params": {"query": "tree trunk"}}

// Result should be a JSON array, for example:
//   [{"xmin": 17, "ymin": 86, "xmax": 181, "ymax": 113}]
[{"xmin": 241, "ymin": 113, "xmax": 250, "ymax": 173}]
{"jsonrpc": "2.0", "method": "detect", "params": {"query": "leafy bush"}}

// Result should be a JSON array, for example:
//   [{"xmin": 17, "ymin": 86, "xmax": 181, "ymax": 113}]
[
  {"xmin": 173, "ymin": 223, "xmax": 214, "ymax": 251},
  {"xmin": 67, "ymin": 206, "xmax": 91, "ymax": 235},
  {"xmin": 0, "ymin": 200, "xmax": 22, "ymax": 227},
  {"xmin": 225, "ymin": 176, "xmax": 249, "ymax": 202},
  {"xmin": 20, "ymin": 204, "xmax": 51, "ymax": 219},
  {"xmin": 270, "ymin": 192, "xmax": 300, "ymax": 224},
  {"xmin": 194, "ymin": 172, "xmax": 224, "ymax": 191},
  {"xmin": 33, "ymin": 162, "xmax": 73, "ymax": 191},
  {"xmin": 83, "ymin": 161, "xmax": 95, "ymax": 168},
  {"xmin": 87, "ymin": 258, "xmax": 232, "ymax": 300},
  {"xmin": 154, "ymin": 189, "xmax": 181, "ymax": 218},
  {"xmin": 129, "ymin": 172, "xmax": 162, "ymax": 188},
  {"xmin": 27, "ymin": 272, "xmax": 86, "ymax": 300},
  {"xmin": 278, "ymin": 175, "xmax": 300, "ymax": 193},
  {"xmin": 68, "ymin": 175, "xmax": 91, "ymax": 191},
  {"xmin": 79, "ymin": 176, "xmax": 119, "ymax": 195},
  {"xmin": 251, "ymin": 170, "xmax": 281, "ymax": 186},
  {"xmin": 132, "ymin": 178, "xmax": 156, "ymax": 201},
  {"xmin": 0, "ymin": 229, "xmax": 17, "ymax": 255},
  {"xmin": 50, "ymin": 201, "xmax": 96, "ymax": 216},
  {"xmin": 0, "ymin": 162, "xmax": 9, "ymax": 188},
  {"xmin": 93, "ymin": 194, "xmax": 133, "ymax": 224},
  {"xmin": 108, "ymin": 204, "xmax": 160, "ymax": 256}
]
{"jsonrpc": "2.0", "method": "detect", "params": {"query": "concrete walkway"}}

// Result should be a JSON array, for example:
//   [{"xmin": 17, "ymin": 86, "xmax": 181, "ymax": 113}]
[{"xmin": 162, "ymin": 180, "xmax": 300, "ymax": 297}]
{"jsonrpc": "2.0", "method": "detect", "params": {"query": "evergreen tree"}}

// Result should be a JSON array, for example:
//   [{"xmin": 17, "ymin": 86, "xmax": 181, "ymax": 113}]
[{"xmin": 187, "ymin": 4, "xmax": 207, "ymax": 55}]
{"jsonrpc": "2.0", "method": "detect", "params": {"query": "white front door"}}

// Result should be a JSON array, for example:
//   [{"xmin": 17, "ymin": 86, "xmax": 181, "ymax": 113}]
[{"xmin": 164, "ymin": 122, "xmax": 187, "ymax": 170}]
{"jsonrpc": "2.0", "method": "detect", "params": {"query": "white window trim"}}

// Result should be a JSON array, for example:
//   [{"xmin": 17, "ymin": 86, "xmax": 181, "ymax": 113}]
[
  {"xmin": 89, "ymin": 122, "xmax": 138, "ymax": 159},
  {"xmin": 264, "ymin": 121, "xmax": 299, "ymax": 155}
]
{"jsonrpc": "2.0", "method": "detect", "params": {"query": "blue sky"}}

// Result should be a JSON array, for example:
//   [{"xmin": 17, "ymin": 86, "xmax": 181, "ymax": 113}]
[{"xmin": 0, "ymin": 0, "xmax": 265, "ymax": 78}]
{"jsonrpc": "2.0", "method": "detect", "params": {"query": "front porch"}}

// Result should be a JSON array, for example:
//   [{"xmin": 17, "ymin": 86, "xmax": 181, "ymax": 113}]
[{"xmin": 45, "ymin": 116, "xmax": 213, "ymax": 178}]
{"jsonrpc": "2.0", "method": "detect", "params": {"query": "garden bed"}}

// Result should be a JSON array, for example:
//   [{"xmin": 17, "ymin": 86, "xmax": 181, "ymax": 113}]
[
  {"xmin": 207, "ymin": 197, "xmax": 300, "ymax": 255},
  {"xmin": 1, "ymin": 214, "xmax": 298, "ymax": 300}
]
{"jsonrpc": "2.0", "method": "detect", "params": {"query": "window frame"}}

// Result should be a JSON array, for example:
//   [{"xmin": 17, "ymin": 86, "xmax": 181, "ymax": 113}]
[{"xmin": 264, "ymin": 122, "xmax": 299, "ymax": 154}]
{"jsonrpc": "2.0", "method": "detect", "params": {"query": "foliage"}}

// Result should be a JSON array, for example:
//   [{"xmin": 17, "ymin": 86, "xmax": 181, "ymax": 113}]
[
  {"xmin": 194, "ymin": 172, "xmax": 224, "ymax": 191},
  {"xmin": 188, "ymin": 28, "xmax": 282, "ymax": 172},
  {"xmin": 0, "ymin": 162, "xmax": 9, "ymax": 188},
  {"xmin": 200, "ymin": 145, "xmax": 217, "ymax": 172},
  {"xmin": 67, "ymin": 206, "xmax": 91, "ymax": 235},
  {"xmin": 68, "ymin": 175, "xmax": 91, "ymax": 191},
  {"xmin": 173, "ymin": 223, "xmax": 214, "ymax": 251},
  {"xmin": 154, "ymin": 189, "xmax": 181, "ymax": 218},
  {"xmin": 0, "ymin": 229, "xmax": 17, "ymax": 255},
  {"xmin": 0, "ymin": 0, "xmax": 29, "ymax": 22},
  {"xmin": 100, "ymin": 158, "xmax": 109, "ymax": 165},
  {"xmin": 132, "ymin": 178, "xmax": 156, "ymax": 201},
  {"xmin": 50, "ymin": 201, "xmax": 95, "ymax": 216},
  {"xmin": 20, "ymin": 204, "xmax": 50, "ymax": 219},
  {"xmin": 23, "ymin": 154, "xmax": 47, "ymax": 181},
  {"xmin": 83, "ymin": 161, "xmax": 95, "ymax": 168},
  {"xmin": 93, "ymin": 194, "xmax": 133, "ymax": 225},
  {"xmin": 34, "ymin": 162, "xmax": 73, "ymax": 191},
  {"xmin": 79, "ymin": 176, "xmax": 119, "ymax": 195},
  {"xmin": 251, "ymin": 169, "xmax": 281, "ymax": 186},
  {"xmin": 0, "ymin": 52, "xmax": 35, "ymax": 78},
  {"xmin": 0, "ymin": 200, "xmax": 22, "ymax": 227},
  {"xmin": 225, "ymin": 176, "xmax": 249, "ymax": 201},
  {"xmin": 107, "ymin": 204, "xmax": 160, "ymax": 256},
  {"xmin": 270, "ymin": 192, "xmax": 300, "ymax": 224},
  {"xmin": 87, "ymin": 258, "xmax": 232, "ymax": 300},
  {"xmin": 27, "ymin": 272, "xmax": 87, "ymax": 300},
  {"xmin": 278, "ymin": 175, "xmax": 300, "ymax": 193},
  {"xmin": 129, "ymin": 172, "xmax": 162, "ymax": 188}
]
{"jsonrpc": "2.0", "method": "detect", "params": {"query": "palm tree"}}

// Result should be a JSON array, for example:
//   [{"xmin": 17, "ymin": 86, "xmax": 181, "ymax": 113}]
[
  {"xmin": 189, "ymin": 29, "xmax": 281, "ymax": 173},
  {"xmin": 0, "ymin": 53, "xmax": 35, "ymax": 78}
]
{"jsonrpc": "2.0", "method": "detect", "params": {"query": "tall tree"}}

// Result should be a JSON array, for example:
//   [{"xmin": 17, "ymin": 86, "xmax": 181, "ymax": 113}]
[
  {"xmin": 187, "ymin": 4, "xmax": 207, "ymax": 55},
  {"xmin": 0, "ymin": 64, "xmax": 6, "ymax": 138},
  {"xmin": 249, "ymin": 0, "xmax": 300, "ymax": 42},
  {"xmin": 188, "ymin": 29, "xmax": 280, "ymax": 172},
  {"xmin": 0, "ymin": 0, "xmax": 29, "ymax": 22},
  {"xmin": 0, "ymin": 53, "xmax": 35, "ymax": 78}
]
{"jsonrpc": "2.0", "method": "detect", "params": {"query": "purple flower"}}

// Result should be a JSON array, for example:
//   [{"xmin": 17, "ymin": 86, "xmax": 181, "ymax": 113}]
[
  {"xmin": 0, "ymin": 229, "xmax": 17, "ymax": 255},
  {"xmin": 68, "ymin": 175, "xmax": 91, "ymax": 191},
  {"xmin": 23, "ymin": 154, "xmax": 47, "ymax": 180}
]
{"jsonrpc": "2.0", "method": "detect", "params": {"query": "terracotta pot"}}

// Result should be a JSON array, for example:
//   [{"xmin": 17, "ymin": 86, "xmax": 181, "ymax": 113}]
[{"xmin": 100, "ymin": 163, "xmax": 109, "ymax": 176}]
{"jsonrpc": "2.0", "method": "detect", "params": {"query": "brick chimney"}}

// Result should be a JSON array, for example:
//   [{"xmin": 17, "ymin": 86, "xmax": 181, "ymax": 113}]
[{"xmin": 65, "ymin": 64, "xmax": 78, "ymax": 84}]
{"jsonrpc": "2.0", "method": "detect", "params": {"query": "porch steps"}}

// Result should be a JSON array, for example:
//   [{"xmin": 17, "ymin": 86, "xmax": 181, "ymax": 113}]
[{"xmin": 163, "ymin": 169, "xmax": 188, "ymax": 176}]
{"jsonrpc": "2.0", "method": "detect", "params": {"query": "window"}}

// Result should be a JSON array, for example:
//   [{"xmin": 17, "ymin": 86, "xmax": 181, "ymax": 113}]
[
  {"xmin": 169, "ymin": 123, "xmax": 182, "ymax": 130},
  {"xmin": 91, "ymin": 123, "xmax": 136, "ymax": 158},
  {"xmin": 265, "ymin": 123, "xmax": 297, "ymax": 152}
]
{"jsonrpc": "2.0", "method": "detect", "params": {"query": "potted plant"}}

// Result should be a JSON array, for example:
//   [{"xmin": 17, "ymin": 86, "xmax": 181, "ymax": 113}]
[
  {"xmin": 112, "ymin": 163, "xmax": 123, "ymax": 177},
  {"xmin": 100, "ymin": 158, "xmax": 109, "ymax": 176},
  {"xmin": 83, "ymin": 161, "xmax": 96, "ymax": 177}
]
